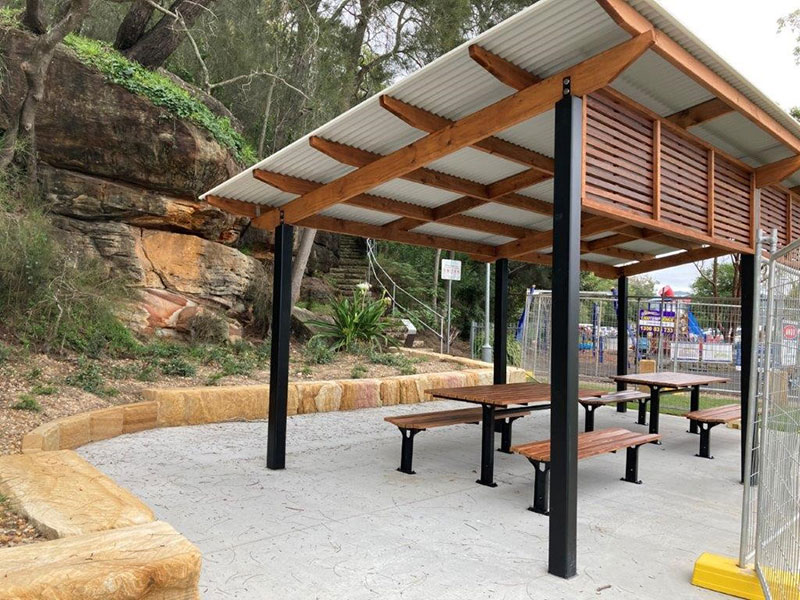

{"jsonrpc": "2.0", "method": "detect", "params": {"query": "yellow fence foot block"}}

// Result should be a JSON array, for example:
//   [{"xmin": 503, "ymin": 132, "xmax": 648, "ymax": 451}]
[{"xmin": 692, "ymin": 553, "xmax": 764, "ymax": 600}]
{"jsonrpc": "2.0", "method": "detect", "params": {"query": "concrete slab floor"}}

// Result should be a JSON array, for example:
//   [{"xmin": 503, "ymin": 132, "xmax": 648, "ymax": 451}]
[{"xmin": 79, "ymin": 401, "xmax": 744, "ymax": 600}]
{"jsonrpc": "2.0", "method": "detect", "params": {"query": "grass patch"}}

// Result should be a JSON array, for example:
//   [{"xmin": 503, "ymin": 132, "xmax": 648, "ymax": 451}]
[
  {"xmin": 62, "ymin": 34, "xmax": 255, "ymax": 164},
  {"xmin": 12, "ymin": 394, "xmax": 42, "ymax": 412},
  {"xmin": 0, "ymin": 7, "xmax": 21, "ymax": 27},
  {"xmin": 304, "ymin": 338, "xmax": 334, "ymax": 365},
  {"xmin": 159, "ymin": 357, "xmax": 196, "ymax": 377},
  {"xmin": 31, "ymin": 384, "xmax": 57, "ymax": 396}
]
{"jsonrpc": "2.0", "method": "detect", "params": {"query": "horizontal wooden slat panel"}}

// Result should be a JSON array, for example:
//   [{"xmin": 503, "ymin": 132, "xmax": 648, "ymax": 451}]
[
  {"xmin": 660, "ymin": 128, "xmax": 708, "ymax": 232},
  {"xmin": 761, "ymin": 185, "xmax": 789, "ymax": 247},
  {"xmin": 585, "ymin": 93, "xmax": 653, "ymax": 219},
  {"xmin": 791, "ymin": 195, "xmax": 800, "ymax": 244},
  {"xmin": 713, "ymin": 156, "xmax": 751, "ymax": 246}
]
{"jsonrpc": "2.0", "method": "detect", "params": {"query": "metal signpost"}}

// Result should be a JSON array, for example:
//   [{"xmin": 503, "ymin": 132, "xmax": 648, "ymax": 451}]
[{"xmin": 441, "ymin": 257, "xmax": 461, "ymax": 354}]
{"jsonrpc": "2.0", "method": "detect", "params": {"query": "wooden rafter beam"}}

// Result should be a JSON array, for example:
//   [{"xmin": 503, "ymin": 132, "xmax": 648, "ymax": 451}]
[
  {"xmin": 580, "ymin": 242, "xmax": 653, "ymax": 262},
  {"xmin": 252, "ymin": 169, "xmax": 433, "ymax": 222},
  {"xmin": 596, "ymin": 0, "xmax": 800, "ymax": 154},
  {"xmin": 308, "ymin": 136, "xmax": 489, "ymax": 199},
  {"xmin": 754, "ymin": 155, "xmax": 800, "ymax": 188},
  {"xmin": 665, "ymin": 98, "xmax": 732, "ymax": 128},
  {"xmin": 206, "ymin": 195, "xmax": 260, "ymax": 218},
  {"xmin": 516, "ymin": 252, "xmax": 619, "ymax": 279},
  {"xmin": 468, "ymin": 44, "xmax": 540, "ymax": 91},
  {"xmin": 298, "ymin": 215, "xmax": 496, "ymax": 258},
  {"xmin": 621, "ymin": 246, "xmax": 729, "ymax": 277},
  {"xmin": 252, "ymin": 33, "xmax": 654, "ymax": 230},
  {"xmin": 487, "ymin": 169, "xmax": 550, "ymax": 198},
  {"xmin": 379, "ymin": 96, "xmax": 554, "ymax": 174},
  {"xmin": 498, "ymin": 216, "xmax": 621, "ymax": 259}
]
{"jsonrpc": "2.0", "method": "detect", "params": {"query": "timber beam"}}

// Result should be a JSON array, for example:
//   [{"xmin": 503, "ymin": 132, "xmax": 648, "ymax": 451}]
[
  {"xmin": 596, "ymin": 0, "xmax": 800, "ymax": 154},
  {"xmin": 666, "ymin": 98, "xmax": 732, "ymax": 128},
  {"xmin": 754, "ymin": 155, "xmax": 800, "ymax": 188},
  {"xmin": 468, "ymin": 44, "xmax": 540, "ymax": 91},
  {"xmin": 620, "ymin": 246, "xmax": 729, "ymax": 277},
  {"xmin": 251, "ymin": 33, "xmax": 654, "ymax": 230}
]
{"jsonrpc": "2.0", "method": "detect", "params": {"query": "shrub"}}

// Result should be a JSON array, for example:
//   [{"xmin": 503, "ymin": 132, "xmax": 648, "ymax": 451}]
[
  {"xmin": 0, "ymin": 344, "xmax": 10, "ymax": 365},
  {"xmin": 218, "ymin": 353, "xmax": 255, "ymax": 377},
  {"xmin": 11, "ymin": 394, "xmax": 41, "ymax": 412},
  {"xmin": 309, "ymin": 286, "xmax": 394, "ymax": 352},
  {"xmin": 244, "ymin": 266, "xmax": 272, "ymax": 338},
  {"xmin": 160, "ymin": 357, "xmax": 196, "ymax": 377},
  {"xmin": 136, "ymin": 364, "xmax": 157, "ymax": 382},
  {"xmin": 350, "ymin": 364, "xmax": 368, "ymax": 379},
  {"xmin": 31, "ymin": 384, "xmax": 57, "ymax": 396},
  {"xmin": 0, "ymin": 183, "xmax": 138, "ymax": 357},
  {"xmin": 141, "ymin": 340, "xmax": 184, "ymax": 359},
  {"xmin": 304, "ymin": 338, "xmax": 334, "ymax": 365},
  {"xmin": 62, "ymin": 35, "xmax": 255, "ymax": 164},
  {"xmin": 399, "ymin": 364, "xmax": 416, "ymax": 376},
  {"xmin": 65, "ymin": 359, "xmax": 104, "ymax": 394},
  {"xmin": 189, "ymin": 312, "xmax": 229, "ymax": 344}
]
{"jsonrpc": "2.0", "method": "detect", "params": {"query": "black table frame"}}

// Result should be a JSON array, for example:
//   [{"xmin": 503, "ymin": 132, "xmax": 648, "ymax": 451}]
[{"xmin": 632, "ymin": 384, "xmax": 703, "ymax": 437}]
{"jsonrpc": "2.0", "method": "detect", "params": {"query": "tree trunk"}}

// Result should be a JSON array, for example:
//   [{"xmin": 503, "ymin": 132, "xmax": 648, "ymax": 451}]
[
  {"xmin": 291, "ymin": 227, "xmax": 317, "ymax": 307},
  {"xmin": 123, "ymin": 0, "xmax": 215, "ymax": 68},
  {"xmin": 114, "ymin": 0, "xmax": 156, "ymax": 51},
  {"xmin": 0, "ymin": 0, "xmax": 90, "ymax": 175}
]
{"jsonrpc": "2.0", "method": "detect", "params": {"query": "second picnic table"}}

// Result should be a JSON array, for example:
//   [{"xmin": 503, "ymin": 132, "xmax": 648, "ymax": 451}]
[
  {"xmin": 426, "ymin": 382, "xmax": 604, "ymax": 487},
  {"xmin": 611, "ymin": 372, "xmax": 729, "ymax": 437}
]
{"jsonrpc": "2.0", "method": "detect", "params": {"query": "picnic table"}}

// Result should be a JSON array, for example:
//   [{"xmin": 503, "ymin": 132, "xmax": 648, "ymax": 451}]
[
  {"xmin": 426, "ymin": 383, "xmax": 604, "ymax": 487},
  {"xmin": 610, "ymin": 372, "xmax": 729, "ymax": 437}
]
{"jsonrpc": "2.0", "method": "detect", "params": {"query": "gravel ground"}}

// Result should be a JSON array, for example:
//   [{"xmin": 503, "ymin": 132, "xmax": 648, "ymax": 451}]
[{"xmin": 0, "ymin": 497, "xmax": 42, "ymax": 548}]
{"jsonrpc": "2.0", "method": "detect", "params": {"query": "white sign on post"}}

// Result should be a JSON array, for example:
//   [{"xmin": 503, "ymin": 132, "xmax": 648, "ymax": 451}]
[{"xmin": 441, "ymin": 259, "xmax": 462, "ymax": 281}]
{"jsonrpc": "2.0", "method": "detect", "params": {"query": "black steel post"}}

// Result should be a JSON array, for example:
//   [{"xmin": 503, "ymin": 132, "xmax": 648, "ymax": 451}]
[
  {"xmin": 616, "ymin": 276, "xmax": 628, "ymax": 412},
  {"xmin": 688, "ymin": 385, "xmax": 700, "ymax": 434},
  {"xmin": 740, "ymin": 253, "xmax": 756, "ymax": 483},
  {"xmin": 494, "ymin": 258, "xmax": 509, "ymax": 385},
  {"xmin": 267, "ymin": 221, "xmax": 293, "ymax": 470},
  {"xmin": 478, "ymin": 403, "xmax": 497, "ymax": 486},
  {"xmin": 548, "ymin": 83, "xmax": 581, "ymax": 579},
  {"xmin": 648, "ymin": 386, "xmax": 661, "ymax": 437}
]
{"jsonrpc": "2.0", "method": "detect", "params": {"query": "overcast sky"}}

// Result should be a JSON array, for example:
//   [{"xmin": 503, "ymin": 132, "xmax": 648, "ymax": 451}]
[{"xmin": 638, "ymin": 0, "xmax": 800, "ymax": 291}]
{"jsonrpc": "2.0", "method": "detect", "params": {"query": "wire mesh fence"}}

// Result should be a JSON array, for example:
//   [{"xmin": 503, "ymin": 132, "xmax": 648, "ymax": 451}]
[
  {"xmin": 753, "ymin": 239, "xmax": 800, "ymax": 599},
  {"xmin": 516, "ymin": 290, "xmax": 742, "ymax": 407}
]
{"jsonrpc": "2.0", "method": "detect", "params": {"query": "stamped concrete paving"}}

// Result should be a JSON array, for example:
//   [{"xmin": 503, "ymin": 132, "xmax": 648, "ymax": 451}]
[{"xmin": 79, "ymin": 401, "xmax": 742, "ymax": 599}]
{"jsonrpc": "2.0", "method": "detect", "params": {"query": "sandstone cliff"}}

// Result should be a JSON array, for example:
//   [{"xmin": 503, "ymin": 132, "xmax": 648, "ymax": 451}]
[{"xmin": 0, "ymin": 28, "xmax": 338, "ymax": 338}]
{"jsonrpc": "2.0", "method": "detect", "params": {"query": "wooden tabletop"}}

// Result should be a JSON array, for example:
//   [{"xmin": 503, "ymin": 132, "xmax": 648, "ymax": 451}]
[
  {"xmin": 611, "ymin": 372, "xmax": 729, "ymax": 388},
  {"xmin": 426, "ymin": 382, "xmax": 605, "ymax": 407}
]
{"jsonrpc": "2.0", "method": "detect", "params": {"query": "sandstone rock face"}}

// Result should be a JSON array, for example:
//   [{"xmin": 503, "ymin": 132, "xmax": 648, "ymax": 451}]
[
  {"xmin": 1, "ymin": 28, "xmax": 240, "ymax": 196},
  {"xmin": 0, "ymin": 450, "xmax": 154, "ymax": 539},
  {"xmin": 43, "ymin": 166, "xmax": 248, "ymax": 244},
  {"xmin": 0, "ymin": 521, "xmax": 201, "ymax": 600}
]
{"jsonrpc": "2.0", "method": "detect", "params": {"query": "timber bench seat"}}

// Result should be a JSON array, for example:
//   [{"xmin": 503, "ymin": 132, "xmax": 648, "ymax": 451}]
[
  {"xmin": 512, "ymin": 428, "xmax": 661, "ymax": 514},
  {"xmin": 578, "ymin": 390, "xmax": 650, "ymax": 432},
  {"xmin": 684, "ymin": 404, "xmax": 741, "ymax": 459},
  {"xmin": 385, "ymin": 406, "xmax": 533, "ymax": 474}
]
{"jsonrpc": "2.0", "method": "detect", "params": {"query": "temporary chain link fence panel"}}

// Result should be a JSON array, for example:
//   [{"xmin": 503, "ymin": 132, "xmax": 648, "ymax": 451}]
[
  {"xmin": 519, "ymin": 290, "xmax": 741, "ymax": 410},
  {"xmin": 753, "ymin": 238, "xmax": 800, "ymax": 599}
]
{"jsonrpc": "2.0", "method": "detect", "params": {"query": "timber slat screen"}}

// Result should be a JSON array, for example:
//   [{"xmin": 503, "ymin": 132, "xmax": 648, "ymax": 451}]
[
  {"xmin": 584, "ymin": 89, "xmax": 760, "ymax": 252},
  {"xmin": 761, "ymin": 185, "xmax": 790, "ymax": 247}
]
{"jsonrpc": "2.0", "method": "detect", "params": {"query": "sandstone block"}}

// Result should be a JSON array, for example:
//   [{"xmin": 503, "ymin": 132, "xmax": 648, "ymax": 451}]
[
  {"xmin": 124, "ymin": 402, "xmax": 158, "ymax": 434},
  {"xmin": 0, "ymin": 450, "xmax": 154, "ymax": 539},
  {"xmin": 189, "ymin": 385, "xmax": 268, "ymax": 424},
  {"xmin": 379, "ymin": 378, "xmax": 402, "ymax": 407},
  {"xmin": 314, "ymin": 382, "xmax": 343, "ymax": 413},
  {"xmin": 57, "ymin": 414, "xmax": 91, "ymax": 450},
  {"xmin": 149, "ymin": 388, "xmax": 191, "ymax": 427},
  {"xmin": 339, "ymin": 379, "xmax": 381, "ymax": 411},
  {"xmin": 90, "ymin": 407, "xmax": 124, "ymax": 441},
  {"xmin": 21, "ymin": 423, "xmax": 60, "ymax": 454},
  {"xmin": 0, "ymin": 521, "xmax": 201, "ymax": 600}
]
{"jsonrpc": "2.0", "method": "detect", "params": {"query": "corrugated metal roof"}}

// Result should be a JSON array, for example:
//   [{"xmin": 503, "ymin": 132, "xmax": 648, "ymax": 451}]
[{"xmin": 204, "ymin": 0, "xmax": 800, "ymax": 269}]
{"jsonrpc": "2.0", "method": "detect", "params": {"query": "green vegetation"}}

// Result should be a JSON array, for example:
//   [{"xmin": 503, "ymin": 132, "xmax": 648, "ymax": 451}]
[
  {"xmin": 159, "ymin": 357, "xmax": 197, "ymax": 377},
  {"xmin": 189, "ymin": 313, "xmax": 229, "ymax": 345},
  {"xmin": 0, "ymin": 7, "xmax": 21, "ymax": 27},
  {"xmin": 31, "ymin": 384, "xmax": 57, "ymax": 396},
  {"xmin": 65, "ymin": 359, "xmax": 105, "ymax": 394},
  {"xmin": 0, "ymin": 175, "xmax": 139, "ymax": 358},
  {"xmin": 12, "ymin": 394, "xmax": 42, "ymax": 412},
  {"xmin": 61, "ymin": 34, "xmax": 255, "ymax": 164},
  {"xmin": 309, "ymin": 288, "xmax": 394, "ymax": 352},
  {"xmin": 368, "ymin": 351, "xmax": 419, "ymax": 375},
  {"xmin": 350, "ymin": 364, "xmax": 368, "ymax": 379},
  {"xmin": 304, "ymin": 338, "xmax": 334, "ymax": 365}
]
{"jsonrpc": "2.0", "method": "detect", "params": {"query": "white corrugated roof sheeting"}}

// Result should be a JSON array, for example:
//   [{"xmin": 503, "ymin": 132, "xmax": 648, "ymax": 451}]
[{"xmin": 204, "ymin": 0, "xmax": 800, "ymax": 265}]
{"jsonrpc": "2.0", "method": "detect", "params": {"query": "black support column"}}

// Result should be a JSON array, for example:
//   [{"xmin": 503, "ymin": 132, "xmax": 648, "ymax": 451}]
[
  {"xmin": 616, "ymin": 276, "xmax": 628, "ymax": 412},
  {"xmin": 740, "ymin": 252, "xmax": 756, "ymax": 483},
  {"xmin": 549, "ymin": 81, "xmax": 581, "ymax": 579},
  {"xmin": 494, "ymin": 258, "xmax": 509, "ymax": 385},
  {"xmin": 267, "ymin": 221, "xmax": 294, "ymax": 470}
]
